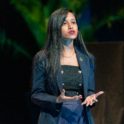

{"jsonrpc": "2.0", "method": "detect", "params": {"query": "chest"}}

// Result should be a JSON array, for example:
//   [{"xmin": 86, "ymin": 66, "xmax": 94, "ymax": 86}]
[
  {"xmin": 61, "ymin": 65, "xmax": 83, "ymax": 96},
  {"xmin": 60, "ymin": 54, "xmax": 79, "ymax": 66}
]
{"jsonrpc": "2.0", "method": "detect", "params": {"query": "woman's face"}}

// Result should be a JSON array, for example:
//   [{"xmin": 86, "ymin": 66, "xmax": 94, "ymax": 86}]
[{"xmin": 61, "ymin": 12, "xmax": 78, "ymax": 40}]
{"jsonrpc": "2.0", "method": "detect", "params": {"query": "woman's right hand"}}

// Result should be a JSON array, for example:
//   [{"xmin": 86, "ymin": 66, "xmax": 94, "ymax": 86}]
[{"xmin": 56, "ymin": 89, "xmax": 83, "ymax": 103}]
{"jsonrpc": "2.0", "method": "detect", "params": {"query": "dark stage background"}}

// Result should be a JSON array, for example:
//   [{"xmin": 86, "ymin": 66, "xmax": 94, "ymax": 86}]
[
  {"xmin": 0, "ymin": 0, "xmax": 124, "ymax": 124},
  {"xmin": 1, "ymin": 42, "xmax": 124, "ymax": 124}
]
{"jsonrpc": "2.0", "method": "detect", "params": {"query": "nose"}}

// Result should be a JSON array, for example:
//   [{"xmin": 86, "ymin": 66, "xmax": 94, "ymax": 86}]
[{"xmin": 68, "ymin": 22, "xmax": 73, "ymax": 29}]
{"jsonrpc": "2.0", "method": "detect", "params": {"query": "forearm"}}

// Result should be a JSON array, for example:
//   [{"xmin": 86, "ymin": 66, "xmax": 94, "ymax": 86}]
[{"xmin": 31, "ymin": 92, "xmax": 62, "ymax": 111}]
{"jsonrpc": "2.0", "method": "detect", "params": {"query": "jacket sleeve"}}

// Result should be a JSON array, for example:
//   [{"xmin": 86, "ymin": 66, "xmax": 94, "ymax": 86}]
[
  {"xmin": 87, "ymin": 53, "xmax": 96, "ymax": 96},
  {"xmin": 31, "ymin": 53, "xmax": 62, "ymax": 111},
  {"xmin": 87, "ymin": 53, "xmax": 96, "ymax": 108}
]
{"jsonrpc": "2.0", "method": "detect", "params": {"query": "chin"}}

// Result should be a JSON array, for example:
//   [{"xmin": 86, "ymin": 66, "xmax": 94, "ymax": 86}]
[
  {"xmin": 68, "ymin": 36, "xmax": 77, "ymax": 39},
  {"xmin": 63, "ymin": 35, "xmax": 77, "ymax": 40}
]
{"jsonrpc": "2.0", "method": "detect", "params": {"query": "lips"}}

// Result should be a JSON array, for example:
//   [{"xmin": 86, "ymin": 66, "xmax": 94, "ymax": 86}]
[{"xmin": 69, "ymin": 30, "xmax": 75, "ymax": 34}]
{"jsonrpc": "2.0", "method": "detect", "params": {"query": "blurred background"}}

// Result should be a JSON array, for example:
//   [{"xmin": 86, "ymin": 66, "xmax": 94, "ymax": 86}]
[{"xmin": 0, "ymin": 0, "xmax": 124, "ymax": 124}]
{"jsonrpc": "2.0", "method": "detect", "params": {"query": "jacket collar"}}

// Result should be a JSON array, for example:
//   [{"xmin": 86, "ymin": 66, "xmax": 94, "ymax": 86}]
[{"xmin": 75, "ymin": 47, "xmax": 89, "ymax": 97}]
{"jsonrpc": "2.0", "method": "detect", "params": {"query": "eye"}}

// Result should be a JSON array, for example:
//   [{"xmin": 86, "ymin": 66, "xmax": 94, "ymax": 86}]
[
  {"xmin": 72, "ymin": 21, "xmax": 76, "ymax": 24},
  {"xmin": 63, "ymin": 22, "xmax": 66, "ymax": 25}
]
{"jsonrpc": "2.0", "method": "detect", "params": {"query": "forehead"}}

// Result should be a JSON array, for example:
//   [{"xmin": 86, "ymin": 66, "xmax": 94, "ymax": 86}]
[{"xmin": 65, "ymin": 12, "xmax": 76, "ymax": 20}]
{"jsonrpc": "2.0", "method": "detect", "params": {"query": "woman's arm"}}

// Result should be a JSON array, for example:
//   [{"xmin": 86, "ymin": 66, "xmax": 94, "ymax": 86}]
[
  {"xmin": 87, "ymin": 53, "xmax": 96, "ymax": 96},
  {"xmin": 82, "ymin": 54, "xmax": 104, "ymax": 106},
  {"xmin": 31, "ymin": 53, "xmax": 62, "ymax": 111}
]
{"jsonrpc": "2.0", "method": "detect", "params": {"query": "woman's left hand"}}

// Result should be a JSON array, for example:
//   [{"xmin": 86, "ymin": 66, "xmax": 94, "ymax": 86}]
[{"xmin": 81, "ymin": 91, "xmax": 104, "ymax": 106}]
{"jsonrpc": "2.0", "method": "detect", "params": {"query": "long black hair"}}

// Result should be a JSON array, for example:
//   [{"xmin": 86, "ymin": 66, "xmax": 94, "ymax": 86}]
[{"xmin": 39, "ymin": 8, "xmax": 90, "ymax": 78}]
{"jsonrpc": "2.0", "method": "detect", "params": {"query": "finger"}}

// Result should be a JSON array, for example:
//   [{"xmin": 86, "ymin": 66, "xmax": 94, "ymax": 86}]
[
  {"xmin": 62, "ymin": 89, "xmax": 65, "ymax": 93},
  {"xmin": 86, "ymin": 101, "xmax": 90, "ymax": 106},
  {"xmin": 62, "ymin": 95, "xmax": 79, "ymax": 102},
  {"xmin": 79, "ymin": 95, "xmax": 83, "ymax": 99},
  {"xmin": 73, "ymin": 95, "xmax": 82, "ymax": 101},
  {"xmin": 90, "ymin": 100, "xmax": 93, "ymax": 106},
  {"xmin": 79, "ymin": 95, "xmax": 82, "ymax": 97},
  {"xmin": 62, "ymin": 96, "xmax": 71, "ymax": 102},
  {"xmin": 95, "ymin": 91, "xmax": 104, "ymax": 98},
  {"xmin": 81, "ymin": 100, "xmax": 87, "ymax": 105},
  {"xmin": 60, "ymin": 89, "xmax": 65, "ymax": 97},
  {"xmin": 74, "ymin": 96, "xmax": 79, "ymax": 101},
  {"xmin": 93, "ymin": 98, "xmax": 98, "ymax": 102},
  {"xmin": 62, "ymin": 95, "xmax": 83, "ymax": 102}
]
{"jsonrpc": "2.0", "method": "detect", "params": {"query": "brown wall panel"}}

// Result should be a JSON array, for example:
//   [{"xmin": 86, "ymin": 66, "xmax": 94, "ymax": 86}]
[{"xmin": 86, "ymin": 42, "xmax": 124, "ymax": 124}]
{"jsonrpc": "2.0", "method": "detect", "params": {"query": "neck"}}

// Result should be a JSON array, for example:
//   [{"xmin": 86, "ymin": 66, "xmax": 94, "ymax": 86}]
[
  {"xmin": 62, "ymin": 39, "xmax": 74, "ymax": 52},
  {"xmin": 62, "ymin": 38, "xmax": 75, "ymax": 56}
]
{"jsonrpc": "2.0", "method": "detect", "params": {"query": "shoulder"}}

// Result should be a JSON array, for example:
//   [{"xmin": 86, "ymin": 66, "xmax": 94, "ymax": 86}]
[
  {"xmin": 34, "ymin": 49, "xmax": 47, "ymax": 61},
  {"xmin": 89, "ymin": 52, "xmax": 95, "ymax": 61},
  {"xmin": 88, "ymin": 52, "xmax": 96, "ymax": 70},
  {"xmin": 33, "ymin": 50, "xmax": 47, "ymax": 67},
  {"xmin": 75, "ymin": 45, "xmax": 95, "ymax": 60}
]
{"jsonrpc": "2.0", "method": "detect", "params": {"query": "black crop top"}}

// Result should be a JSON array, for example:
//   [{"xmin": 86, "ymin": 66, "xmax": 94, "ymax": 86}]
[{"xmin": 61, "ymin": 65, "xmax": 83, "ymax": 97}]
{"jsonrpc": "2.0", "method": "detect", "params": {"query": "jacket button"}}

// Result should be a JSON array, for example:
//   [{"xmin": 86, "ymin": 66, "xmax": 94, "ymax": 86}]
[
  {"xmin": 79, "ymin": 84, "xmax": 81, "ymax": 86},
  {"xmin": 77, "ymin": 92, "xmax": 79, "ymax": 95},
  {"xmin": 63, "ymin": 83, "xmax": 64, "ymax": 85},
  {"xmin": 61, "ymin": 70, "xmax": 64, "ymax": 74},
  {"xmin": 78, "ymin": 70, "xmax": 81, "ymax": 73}
]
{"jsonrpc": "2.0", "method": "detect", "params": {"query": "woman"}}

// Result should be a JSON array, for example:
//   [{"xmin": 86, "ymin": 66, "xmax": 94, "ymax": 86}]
[{"xmin": 31, "ymin": 8, "xmax": 104, "ymax": 124}]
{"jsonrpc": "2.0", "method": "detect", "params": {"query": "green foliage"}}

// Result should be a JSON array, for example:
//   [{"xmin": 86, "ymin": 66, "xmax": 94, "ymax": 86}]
[
  {"xmin": 60, "ymin": 0, "xmax": 88, "ymax": 16},
  {"xmin": 0, "ymin": 0, "xmax": 124, "ymax": 59},
  {"xmin": 81, "ymin": 13, "xmax": 124, "ymax": 42},
  {"xmin": 11, "ymin": 0, "xmax": 47, "ymax": 49},
  {"xmin": 10, "ymin": 0, "xmax": 88, "ymax": 49},
  {"xmin": 0, "ymin": 30, "xmax": 32, "ymax": 59}
]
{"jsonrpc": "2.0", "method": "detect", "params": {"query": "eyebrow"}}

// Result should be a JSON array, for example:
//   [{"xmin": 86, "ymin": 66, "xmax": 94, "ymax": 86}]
[{"xmin": 64, "ymin": 19, "xmax": 76, "ymax": 21}]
